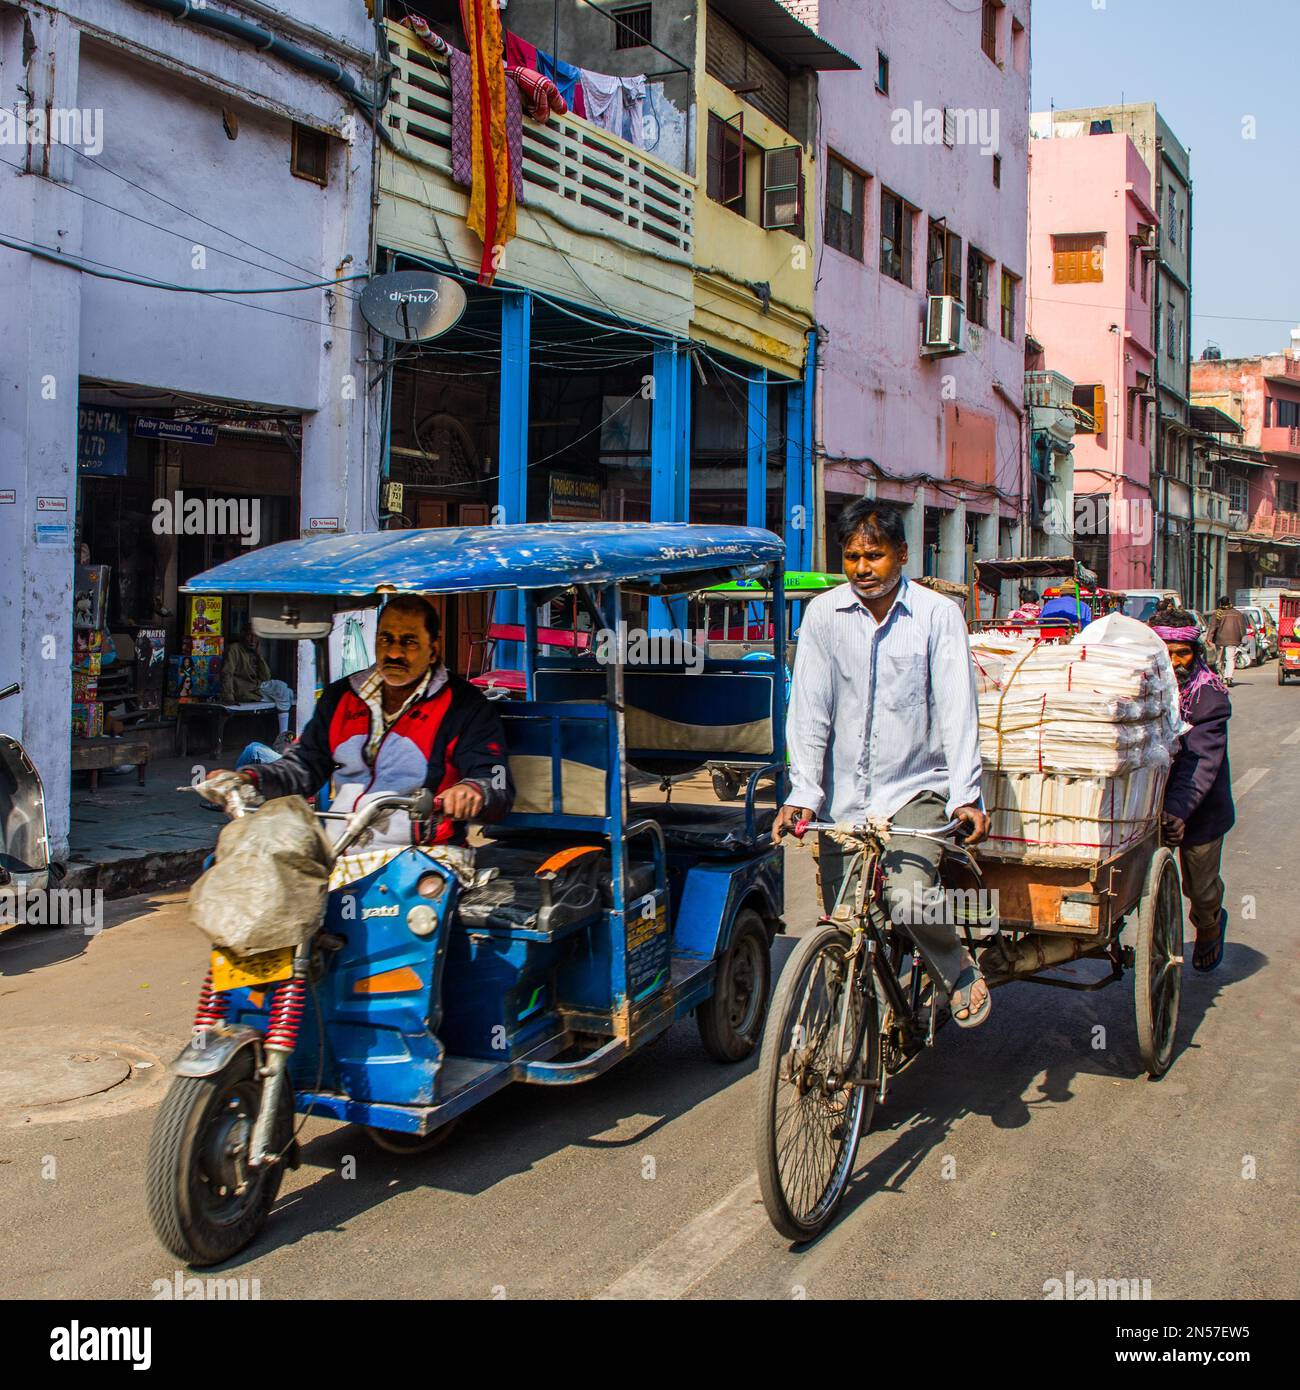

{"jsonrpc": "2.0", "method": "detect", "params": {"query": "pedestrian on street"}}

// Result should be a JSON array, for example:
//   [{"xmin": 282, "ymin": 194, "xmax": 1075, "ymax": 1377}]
[
  {"xmin": 1149, "ymin": 607, "xmax": 1234, "ymax": 972},
  {"xmin": 774, "ymin": 498, "xmax": 992, "ymax": 1026},
  {"xmin": 1204, "ymin": 595, "xmax": 1248, "ymax": 686}
]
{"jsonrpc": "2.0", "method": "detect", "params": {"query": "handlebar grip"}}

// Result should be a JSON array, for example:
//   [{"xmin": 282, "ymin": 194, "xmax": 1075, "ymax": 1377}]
[
  {"xmin": 0, "ymin": 682, "xmax": 19, "ymax": 701},
  {"xmin": 793, "ymin": 818, "xmax": 811, "ymax": 840}
]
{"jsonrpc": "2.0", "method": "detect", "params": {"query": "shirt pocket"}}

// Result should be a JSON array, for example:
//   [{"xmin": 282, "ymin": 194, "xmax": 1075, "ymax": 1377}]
[{"xmin": 878, "ymin": 650, "xmax": 927, "ymax": 712}]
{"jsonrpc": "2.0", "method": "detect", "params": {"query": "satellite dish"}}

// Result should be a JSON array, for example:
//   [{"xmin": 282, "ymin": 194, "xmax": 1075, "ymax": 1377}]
[{"xmin": 360, "ymin": 270, "xmax": 467, "ymax": 342}]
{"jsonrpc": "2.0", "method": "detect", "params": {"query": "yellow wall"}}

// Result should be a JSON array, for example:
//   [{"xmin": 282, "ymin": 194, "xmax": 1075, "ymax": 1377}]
[{"xmin": 691, "ymin": 67, "xmax": 816, "ymax": 378}]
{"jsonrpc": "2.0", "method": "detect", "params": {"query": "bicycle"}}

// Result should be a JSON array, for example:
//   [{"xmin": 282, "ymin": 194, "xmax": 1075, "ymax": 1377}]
[{"xmin": 754, "ymin": 814, "xmax": 983, "ymax": 1241}]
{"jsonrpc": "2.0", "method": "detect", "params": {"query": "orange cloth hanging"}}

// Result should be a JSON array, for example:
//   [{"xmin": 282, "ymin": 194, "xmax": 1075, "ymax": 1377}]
[{"xmin": 459, "ymin": 0, "xmax": 516, "ymax": 285}]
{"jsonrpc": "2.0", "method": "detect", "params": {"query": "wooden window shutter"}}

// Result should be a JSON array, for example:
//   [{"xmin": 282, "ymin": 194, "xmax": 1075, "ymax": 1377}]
[{"xmin": 1092, "ymin": 385, "xmax": 1106, "ymax": 434}]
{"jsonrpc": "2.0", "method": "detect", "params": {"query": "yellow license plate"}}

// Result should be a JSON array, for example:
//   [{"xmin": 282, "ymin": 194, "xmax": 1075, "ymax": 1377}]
[{"xmin": 210, "ymin": 945, "xmax": 294, "ymax": 992}]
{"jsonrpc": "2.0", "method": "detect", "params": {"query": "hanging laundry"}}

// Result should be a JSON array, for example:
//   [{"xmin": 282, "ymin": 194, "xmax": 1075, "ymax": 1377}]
[
  {"xmin": 503, "ymin": 29, "xmax": 537, "ymax": 72},
  {"xmin": 579, "ymin": 70, "xmax": 648, "ymax": 149},
  {"xmin": 404, "ymin": 13, "xmax": 451, "ymax": 56},
  {"xmin": 455, "ymin": 0, "xmax": 518, "ymax": 282},
  {"xmin": 535, "ymin": 48, "xmax": 586, "ymax": 118},
  {"xmin": 450, "ymin": 44, "xmax": 524, "ymax": 203},
  {"xmin": 511, "ymin": 67, "xmax": 567, "ymax": 123}
]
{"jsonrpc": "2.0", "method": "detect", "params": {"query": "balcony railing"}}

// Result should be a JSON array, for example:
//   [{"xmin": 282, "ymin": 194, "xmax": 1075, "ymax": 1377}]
[
  {"xmin": 382, "ymin": 23, "xmax": 694, "ymax": 260},
  {"xmin": 1024, "ymin": 370, "xmax": 1075, "ymax": 409},
  {"xmin": 1273, "ymin": 510, "xmax": 1300, "ymax": 538},
  {"xmin": 1265, "ymin": 355, "xmax": 1300, "ymax": 383}
]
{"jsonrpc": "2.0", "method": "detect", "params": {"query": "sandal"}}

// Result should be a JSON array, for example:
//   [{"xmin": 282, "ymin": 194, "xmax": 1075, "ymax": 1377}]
[
  {"xmin": 950, "ymin": 965, "xmax": 991, "ymax": 1029},
  {"xmin": 1192, "ymin": 909, "xmax": 1227, "ymax": 973}
]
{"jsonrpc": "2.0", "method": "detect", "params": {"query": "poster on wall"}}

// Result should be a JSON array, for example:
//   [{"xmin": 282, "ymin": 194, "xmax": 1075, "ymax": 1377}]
[{"xmin": 73, "ymin": 565, "xmax": 110, "ymax": 630}]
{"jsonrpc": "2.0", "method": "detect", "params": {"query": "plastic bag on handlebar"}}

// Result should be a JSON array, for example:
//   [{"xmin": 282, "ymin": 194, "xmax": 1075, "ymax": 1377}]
[{"xmin": 190, "ymin": 795, "xmax": 332, "ymax": 955}]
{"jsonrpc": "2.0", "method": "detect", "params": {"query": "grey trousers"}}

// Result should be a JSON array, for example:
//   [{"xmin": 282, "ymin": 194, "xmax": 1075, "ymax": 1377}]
[
  {"xmin": 814, "ymin": 792, "xmax": 969, "ymax": 994},
  {"xmin": 1179, "ymin": 836, "xmax": 1225, "ymax": 934}
]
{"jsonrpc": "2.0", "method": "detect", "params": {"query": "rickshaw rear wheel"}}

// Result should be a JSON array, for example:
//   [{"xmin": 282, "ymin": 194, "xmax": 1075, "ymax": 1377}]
[
  {"xmin": 698, "ymin": 910, "xmax": 771, "ymax": 1063},
  {"xmin": 366, "ymin": 1118, "xmax": 461, "ymax": 1154},
  {"xmin": 146, "ymin": 1049, "xmax": 292, "ymax": 1267},
  {"xmin": 711, "ymin": 768, "xmax": 742, "ymax": 802},
  {"xmin": 1133, "ymin": 848, "xmax": 1183, "ymax": 1079}
]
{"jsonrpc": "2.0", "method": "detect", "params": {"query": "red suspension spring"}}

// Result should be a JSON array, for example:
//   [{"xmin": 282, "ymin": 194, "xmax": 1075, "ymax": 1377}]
[
  {"xmin": 193, "ymin": 968, "xmax": 229, "ymax": 1030},
  {"xmin": 264, "ymin": 975, "xmax": 306, "ymax": 1052}
]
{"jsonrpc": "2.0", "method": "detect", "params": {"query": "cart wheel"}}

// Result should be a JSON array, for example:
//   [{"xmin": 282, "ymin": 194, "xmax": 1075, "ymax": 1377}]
[
  {"xmin": 1133, "ymin": 847, "xmax": 1183, "ymax": 1079},
  {"xmin": 1279, "ymin": 665, "xmax": 1286, "ymax": 685},
  {"xmin": 698, "ymin": 910, "xmax": 771, "ymax": 1063},
  {"xmin": 366, "ymin": 1118, "xmax": 460, "ymax": 1154},
  {"xmin": 711, "ymin": 768, "xmax": 742, "ymax": 802}
]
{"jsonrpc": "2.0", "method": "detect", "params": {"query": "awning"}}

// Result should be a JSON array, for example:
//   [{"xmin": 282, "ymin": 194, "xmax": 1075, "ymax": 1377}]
[
  {"xmin": 708, "ymin": 0, "xmax": 860, "ymax": 70},
  {"xmin": 1190, "ymin": 403, "xmax": 1244, "ymax": 435},
  {"xmin": 974, "ymin": 555, "xmax": 1098, "ymax": 594}
]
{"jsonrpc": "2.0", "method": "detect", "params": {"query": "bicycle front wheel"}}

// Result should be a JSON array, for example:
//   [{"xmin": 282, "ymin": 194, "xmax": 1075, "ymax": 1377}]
[{"xmin": 755, "ymin": 924, "xmax": 879, "ymax": 1241}]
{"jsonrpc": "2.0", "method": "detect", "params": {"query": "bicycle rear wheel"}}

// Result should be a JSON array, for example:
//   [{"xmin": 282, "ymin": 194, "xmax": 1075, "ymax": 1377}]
[{"xmin": 755, "ymin": 924, "xmax": 880, "ymax": 1241}]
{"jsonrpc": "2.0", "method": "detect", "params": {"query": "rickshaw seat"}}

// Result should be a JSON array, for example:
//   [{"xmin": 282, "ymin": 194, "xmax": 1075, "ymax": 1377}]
[
  {"xmin": 628, "ymin": 801, "xmax": 777, "ymax": 855},
  {"xmin": 458, "ymin": 840, "xmax": 656, "ymax": 936}
]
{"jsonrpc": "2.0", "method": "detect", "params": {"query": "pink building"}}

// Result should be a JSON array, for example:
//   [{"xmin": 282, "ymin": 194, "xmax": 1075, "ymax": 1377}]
[
  {"xmin": 1191, "ymin": 339, "xmax": 1300, "ymax": 592},
  {"xmin": 1027, "ymin": 128, "xmax": 1159, "ymax": 589},
  {"xmin": 796, "ymin": 0, "xmax": 1031, "ymax": 583}
]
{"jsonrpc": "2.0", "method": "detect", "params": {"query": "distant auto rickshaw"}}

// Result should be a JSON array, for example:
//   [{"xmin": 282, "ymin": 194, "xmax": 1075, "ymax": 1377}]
[
  {"xmin": 1277, "ymin": 590, "xmax": 1300, "ymax": 685},
  {"xmin": 969, "ymin": 556, "xmax": 1101, "ymax": 639}
]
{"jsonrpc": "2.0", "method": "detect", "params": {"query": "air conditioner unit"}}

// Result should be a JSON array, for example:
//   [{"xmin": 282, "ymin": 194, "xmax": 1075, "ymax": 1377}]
[{"xmin": 922, "ymin": 295, "xmax": 966, "ymax": 356}]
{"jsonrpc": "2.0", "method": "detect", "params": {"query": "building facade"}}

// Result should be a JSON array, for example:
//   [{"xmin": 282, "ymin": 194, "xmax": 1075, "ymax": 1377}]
[
  {"xmin": 1039, "ymin": 103, "xmax": 1193, "ymax": 597},
  {"xmin": 792, "ymin": 0, "xmax": 1030, "ymax": 586},
  {"xmin": 0, "ymin": 0, "xmax": 378, "ymax": 856},
  {"xmin": 1027, "ymin": 126, "xmax": 1159, "ymax": 589},
  {"xmin": 1191, "ymin": 333, "xmax": 1300, "ymax": 596}
]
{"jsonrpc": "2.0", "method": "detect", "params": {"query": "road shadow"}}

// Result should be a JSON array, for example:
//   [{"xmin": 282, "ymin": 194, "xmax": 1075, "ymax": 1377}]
[{"xmin": 0, "ymin": 893, "xmax": 182, "ymax": 977}]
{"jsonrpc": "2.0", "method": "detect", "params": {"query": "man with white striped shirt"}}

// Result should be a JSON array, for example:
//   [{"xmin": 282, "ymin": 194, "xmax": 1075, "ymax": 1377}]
[{"xmin": 775, "ymin": 499, "xmax": 992, "ymax": 1026}]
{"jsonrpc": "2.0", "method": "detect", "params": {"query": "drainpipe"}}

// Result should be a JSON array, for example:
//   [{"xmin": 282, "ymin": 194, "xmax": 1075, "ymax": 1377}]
[
  {"xmin": 130, "ymin": 0, "xmax": 377, "ymax": 111},
  {"xmin": 1152, "ymin": 140, "xmax": 1166, "ymax": 591}
]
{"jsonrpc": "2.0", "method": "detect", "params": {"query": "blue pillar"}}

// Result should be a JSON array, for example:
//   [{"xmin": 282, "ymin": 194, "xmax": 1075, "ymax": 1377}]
[
  {"xmin": 747, "ymin": 369, "xmax": 768, "ymax": 530},
  {"xmin": 784, "ymin": 329, "xmax": 817, "ymax": 572},
  {"xmin": 497, "ymin": 291, "xmax": 532, "ymax": 659},
  {"xmin": 649, "ymin": 343, "xmax": 691, "ymax": 632}
]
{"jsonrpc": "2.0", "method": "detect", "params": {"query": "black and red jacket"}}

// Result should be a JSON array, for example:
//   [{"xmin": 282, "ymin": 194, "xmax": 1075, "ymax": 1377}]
[{"xmin": 248, "ymin": 665, "xmax": 514, "ymax": 847}]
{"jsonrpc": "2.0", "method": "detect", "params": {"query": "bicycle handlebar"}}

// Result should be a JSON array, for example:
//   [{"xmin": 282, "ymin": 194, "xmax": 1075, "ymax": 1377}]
[{"xmin": 790, "ymin": 817, "xmax": 964, "ymax": 843}]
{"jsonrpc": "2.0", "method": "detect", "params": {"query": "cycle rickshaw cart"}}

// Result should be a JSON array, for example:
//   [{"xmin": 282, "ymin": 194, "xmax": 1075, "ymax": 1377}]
[
  {"xmin": 754, "ymin": 636, "xmax": 1184, "ymax": 1240},
  {"xmin": 147, "ymin": 522, "xmax": 793, "ymax": 1266}
]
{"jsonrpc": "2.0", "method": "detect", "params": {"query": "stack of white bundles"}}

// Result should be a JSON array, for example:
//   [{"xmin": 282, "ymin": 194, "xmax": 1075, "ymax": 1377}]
[{"xmin": 970, "ymin": 614, "xmax": 1183, "ymax": 863}]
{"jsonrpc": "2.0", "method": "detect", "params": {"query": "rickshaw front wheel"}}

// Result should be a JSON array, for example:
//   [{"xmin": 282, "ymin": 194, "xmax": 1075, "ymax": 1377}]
[
  {"xmin": 698, "ymin": 910, "xmax": 771, "ymax": 1063},
  {"xmin": 145, "ymin": 1050, "xmax": 292, "ymax": 1267}
]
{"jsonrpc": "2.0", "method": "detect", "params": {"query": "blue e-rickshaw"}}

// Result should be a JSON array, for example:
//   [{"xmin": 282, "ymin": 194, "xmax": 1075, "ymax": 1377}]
[{"xmin": 147, "ymin": 523, "xmax": 789, "ymax": 1266}]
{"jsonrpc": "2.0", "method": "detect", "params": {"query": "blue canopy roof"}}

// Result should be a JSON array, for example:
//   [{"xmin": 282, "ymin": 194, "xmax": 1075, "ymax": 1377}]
[{"xmin": 182, "ymin": 523, "xmax": 784, "ymax": 597}]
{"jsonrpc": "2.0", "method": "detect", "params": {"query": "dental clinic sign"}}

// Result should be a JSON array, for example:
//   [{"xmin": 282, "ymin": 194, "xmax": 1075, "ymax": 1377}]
[{"xmin": 77, "ymin": 408, "xmax": 128, "ymax": 477}]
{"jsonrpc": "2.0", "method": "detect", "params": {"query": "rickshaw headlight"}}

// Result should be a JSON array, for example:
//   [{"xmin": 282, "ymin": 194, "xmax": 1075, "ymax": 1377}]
[
  {"xmin": 416, "ymin": 872, "xmax": 446, "ymax": 900},
  {"xmin": 407, "ymin": 904, "xmax": 438, "ymax": 937}
]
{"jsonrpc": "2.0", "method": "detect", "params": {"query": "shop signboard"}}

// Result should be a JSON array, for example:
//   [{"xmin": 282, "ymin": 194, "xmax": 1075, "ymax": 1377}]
[
  {"xmin": 77, "ymin": 407, "xmax": 128, "ymax": 477},
  {"xmin": 549, "ymin": 472, "xmax": 602, "ymax": 521},
  {"xmin": 134, "ymin": 417, "xmax": 217, "ymax": 446}
]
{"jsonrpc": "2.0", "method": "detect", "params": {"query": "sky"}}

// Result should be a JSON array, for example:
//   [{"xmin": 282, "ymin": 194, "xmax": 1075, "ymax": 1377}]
[{"xmin": 1030, "ymin": 0, "xmax": 1299, "ymax": 359}]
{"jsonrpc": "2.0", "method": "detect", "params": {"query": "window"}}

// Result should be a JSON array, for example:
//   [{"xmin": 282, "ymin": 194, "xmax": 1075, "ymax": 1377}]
[
  {"xmin": 1052, "ymin": 232, "xmax": 1104, "ymax": 283},
  {"xmin": 1011, "ymin": 17, "xmax": 1027, "ymax": 74},
  {"xmin": 1140, "ymin": 253, "xmax": 1149, "ymax": 302},
  {"xmin": 876, "ymin": 50, "xmax": 890, "ymax": 94},
  {"xmin": 1128, "ymin": 240, "xmax": 1136, "ymax": 291},
  {"xmin": 1178, "ymin": 208, "xmax": 1185, "ymax": 251},
  {"xmin": 966, "ymin": 245, "xmax": 990, "ymax": 327},
  {"xmin": 927, "ymin": 219, "xmax": 962, "ymax": 299},
  {"xmin": 762, "ymin": 145, "xmax": 804, "ymax": 232},
  {"xmin": 1166, "ymin": 186, "xmax": 1177, "ymax": 243},
  {"xmin": 1126, "ymin": 389, "xmax": 1136, "ymax": 439},
  {"xmin": 1073, "ymin": 383, "xmax": 1105, "ymax": 434},
  {"xmin": 1228, "ymin": 477, "xmax": 1248, "ymax": 513},
  {"xmin": 1166, "ymin": 308, "xmax": 1177, "ymax": 361},
  {"xmin": 992, "ymin": 154, "xmax": 1001, "ymax": 188},
  {"xmin": 1280, "ymin": 480, "xmax": 1300, "ymax": 513},
  {"xmin": 290, "ymin": 122, "xmax": 329, "ymax": 185},
  {"xmin": 1000, "ymin": 269, "xmax": 1018, "ymax": 338},
  {"xmin": 1139, "ymin": 398, "xmax": 1148, "ymax": 446},
  {"xmin": 825, "ymin": 153, "xmax": 865, "ymax": 260},
  {"xmin": 1278, "ymin": 399, "xmax": 1300, "ymax": 429},
  {"xmin": 706, "ymin": 8, "xmax": 791, "ymax": 132},
  {"xmin": 880, "ymin": 187, "xmax": 914, "ymax": 285},
  {"xmin": 612, "ymin": 4, "xmax": 652, "ymax": 49},
  {"xmin": 981, "ymin": 1, "xmax": 1000, "ymax": 63},
  {"xmin": 706, "ymin": 111, "xmax": 744, "ymax": 208},
  {"xmin": 942, "ymin": 107, "xmax": 956, "ymax": 147},
  {"xmin": 1264, "ymin": 397, "xmax": 1272, "ymax": 427}
]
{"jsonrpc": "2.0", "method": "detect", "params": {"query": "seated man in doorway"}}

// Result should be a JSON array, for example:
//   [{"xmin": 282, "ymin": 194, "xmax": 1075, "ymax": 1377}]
[
  {"xmin": 774, "ymin": 498, "xmax": 992, "ymax": 1027},
  {"xmin": 202, "ymin": 595, "xmax": 514, "ymax": 847},
  {"xmin": 220, "ymin": 626, "xmax": 294, "ymax": 744}
]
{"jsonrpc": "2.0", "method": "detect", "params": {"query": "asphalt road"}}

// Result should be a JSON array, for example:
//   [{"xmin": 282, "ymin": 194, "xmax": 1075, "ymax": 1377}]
[{"xmin": 2, "ymin": 665, "xmax": 1297, "ymax": 1301}]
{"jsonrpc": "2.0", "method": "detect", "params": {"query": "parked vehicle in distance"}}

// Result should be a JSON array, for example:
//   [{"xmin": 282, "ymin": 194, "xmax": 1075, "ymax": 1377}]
[
  {"xmin": 1241, "ymin": 606, "xmax": 1270, "ymax": 665},
  {"xmin": 1121, "ymin": 589, "xmax": 1182, "ymax": 624},
  {"xmin": 1276, "ymin": 591, "xmax": 1300, "ymax": 685},
  {"xmin": 1259, "ymin": 607, "xmax": 1280, "ymax": 659},
  {"xmin": 1235, "ymin": 587, "xmax": 1286, "ymax": 631}
]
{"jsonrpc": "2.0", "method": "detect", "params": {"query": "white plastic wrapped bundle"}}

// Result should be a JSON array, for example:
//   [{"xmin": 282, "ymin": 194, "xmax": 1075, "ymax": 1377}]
[{"xmin": 970, "ymin": 614, "xmax": 1181, "ymax": 863}]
